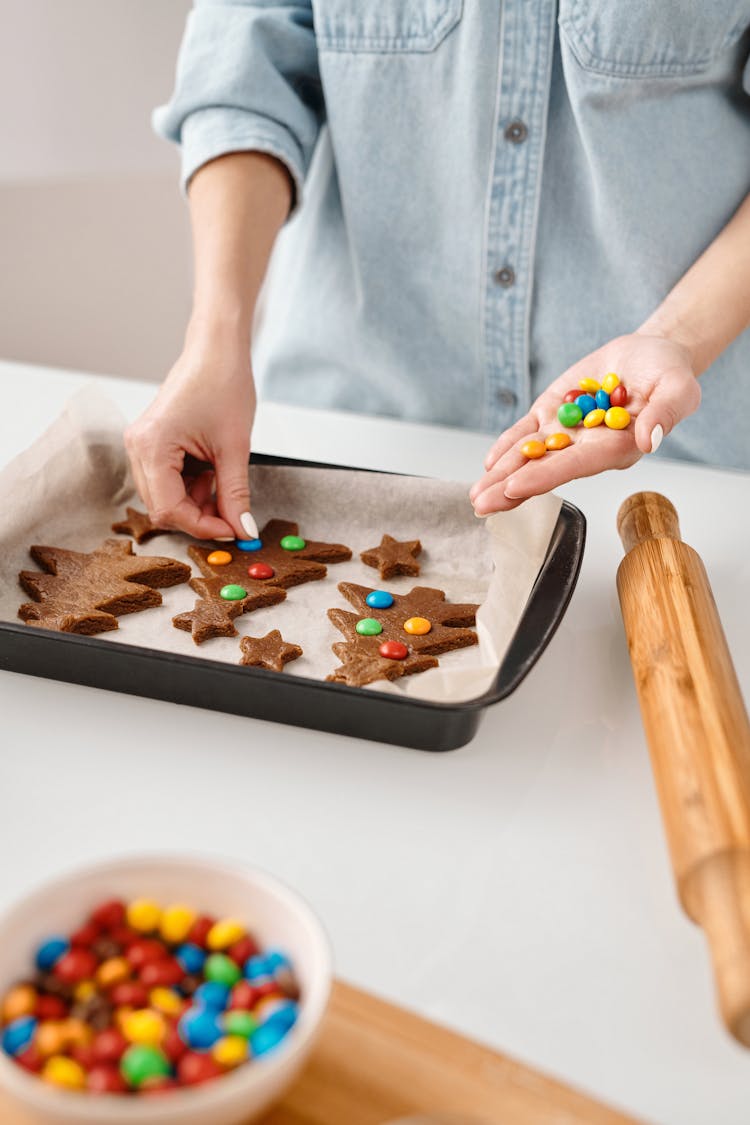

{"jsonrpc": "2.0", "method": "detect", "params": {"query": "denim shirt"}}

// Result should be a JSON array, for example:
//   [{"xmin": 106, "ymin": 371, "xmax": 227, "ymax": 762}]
[{"xmin": 155, "ymin": 1, "xmax": 750, "ymax": 470}]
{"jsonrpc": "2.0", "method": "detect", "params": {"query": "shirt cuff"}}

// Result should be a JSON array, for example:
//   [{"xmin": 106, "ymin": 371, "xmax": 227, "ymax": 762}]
[{"xmin": 158, "ymin": 105, "xmax": 306, "ymax": 215}]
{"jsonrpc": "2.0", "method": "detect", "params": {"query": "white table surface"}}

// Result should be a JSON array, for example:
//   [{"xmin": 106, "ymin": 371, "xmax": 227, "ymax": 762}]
[{"xmin": 1, "ymin": 359, "xmax": 749, "ymax": 1124}]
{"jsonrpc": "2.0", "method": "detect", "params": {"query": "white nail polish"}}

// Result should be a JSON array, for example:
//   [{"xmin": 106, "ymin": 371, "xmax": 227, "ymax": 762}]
[
  {"xmin": 650, "ymin": 424, "xmax": 664, "ymax": 454},
  {"xmin": 240, "ymin": 512, "xmax": 258, "ymax": 539}
]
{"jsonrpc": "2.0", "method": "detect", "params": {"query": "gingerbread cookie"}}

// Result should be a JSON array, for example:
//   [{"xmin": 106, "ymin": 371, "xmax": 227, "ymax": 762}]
[
  {"xmin": 18, "ymin": 539, "xmax": 190, "ymax": 635},
  {"xmin": 239, "ymin": 630, "xmax": 303, "ymax": 673},
  {"xmin": 327, "ymin": 582, "xmax": 478, "ymax": 687},
  {"xmin": 111, "ymin": 508, "xmax": 164, "ymax": 544},
  {"xmin": 176, "ymin": 519, "xmax": 351, "ymax": 644},
  {"xmin": 360, "ymin": 534, "xmax": 422, "ymax": 579}
]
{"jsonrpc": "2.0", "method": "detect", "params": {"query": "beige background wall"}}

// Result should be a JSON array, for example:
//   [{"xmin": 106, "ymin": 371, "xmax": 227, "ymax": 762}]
[{"xmin": 0, "ymin": 0, "xmax": 192, "ymax": 381}]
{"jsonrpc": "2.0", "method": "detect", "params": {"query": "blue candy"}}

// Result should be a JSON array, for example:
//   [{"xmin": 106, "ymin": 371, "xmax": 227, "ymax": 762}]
[
  {"xmin": 35, "ymin": 935, "xmax": 69, "ymax": 972},
  {"xmin": 261, "ymin": 1002, "xmax": 298, "ymax": 1033},
  {"xmin": 175, "ymin": 943, "xmax": 206, "ymax": 975},
  {"xmin": 250, "ymin": 1018, "xmax": 291, "ymax": 1057},
  {"xmin": 193, "ymin": 981, "xmax": 230, "ymax": 1011},
  {"xmin": 2, "ymin": 1016, "xmax": 36, "ymax": 1057},
  {"xmin": 265, "ymin": 949, "xmax": 293, "ymax": 974},
  {"xmin": 178, "ymin": 1008, "xmax": 224, "ymax": 1050},
  {"xmin": 244, "ymin": 955, "xmax": 272, "ymax": 981},
  {"xmin": 575, "ymin": 394, "xmax": 597, "ymax": 418},
  {"xmin": 595, "ymin": 389, "xmax": 611, "ymax": 411},
  {"xmin": 235, "ymin": 538, "xmax": 263, "ymax": 552},
  {"xmin": 365, "ymin": 590, "xmax": 394, "ymax": 610}
]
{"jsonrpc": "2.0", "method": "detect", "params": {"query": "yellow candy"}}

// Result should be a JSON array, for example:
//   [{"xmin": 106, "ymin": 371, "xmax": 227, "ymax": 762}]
[
  {"xmin": 73, "ymin": 980, "xmax": 96, "ymax": 1001},
  {"xmin": 212, "ymin": 1035, "xmax": 249, "ymax": 1068},
  {"xmin": 120, "ymin": 1008, "xmax": 166, "ymax": 1045},
  {"xmin": 583, "ymin": 408, "xmax": 606, "ymax": 428},
  {"xmin": 42, "ymin": 1056, "xmax": 86, "ymax": 1091},
  {"xmin": 578, "ymin": 377, "xmax": 601, "ymax": 394},
  {"xmin": 545, "ymin": 432, "xmax": 572, "ymax": 451},
  {"xmin": 2, "ymin": 984, "xmax": 36, "ymax": 1023},
  {"xmin": 520, "ymin": 439, "xmax": 546, "ymax": 460},
  {"xmin": 207, "ymin": 918, "xmax": 247, "ymax": 951},
  {"xmin": 96, "ymin": 957, "xmax": 131, "ymax": 989},
  {"xmin": 404, "ymin": 617, "xmax": 432, "ymax": 636},
  {"xmin": 160, "ymin": 903, "xmax": 196, "ymax": 944},
  {"xmin": 605, "ymin": 406, "xmax": 631, "ymax": 430},
  {"xmin": 126, "ymin": 898, "xmax": 161, "ymax": 933},
  {"xmin": 35, "ymin": 1022, "xmax": 69, "ymax": 1057},
  {"xmin": 602, "ymin": 372, "xmax": 620, "ymax": 394},
  {"xmin": 207, "ymin": 550, "xmax": 233, "ymax": 566},
  {"xmin": 149, "ymin": 988, "xmax": 183, "ymax": 1017}
]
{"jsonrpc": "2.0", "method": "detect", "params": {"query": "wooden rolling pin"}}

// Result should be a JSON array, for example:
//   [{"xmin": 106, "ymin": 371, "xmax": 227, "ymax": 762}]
[{"xmin": 617, "ymin": 491, "xmax": 750, "ymax": 1046}]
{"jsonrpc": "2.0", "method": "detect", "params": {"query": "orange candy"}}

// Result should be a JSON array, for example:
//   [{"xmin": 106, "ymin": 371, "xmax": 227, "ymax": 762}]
[
  {"xmin": 96, "ymin": 957, "xmax": 131, "ymax": 990},
  {"xmin": 520, "ymin": 439, "xmax": 546, "ymax": 460},
  {"xmin": 545, "ymin": 432, "xmax": 572, "ymax": 451},
  {"xmin": 2, "ymin": 985, "xmax": 36, "ymax": 1023},
  {"xmin": 207, "ymin": 550, "xmax": 233, "ymax": 566},
  {"xmin": 403, "ymin": 617, "xmax": 431, "ymax": 636}
]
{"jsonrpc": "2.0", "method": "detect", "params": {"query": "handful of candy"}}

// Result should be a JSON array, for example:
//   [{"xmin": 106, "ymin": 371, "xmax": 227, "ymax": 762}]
[
  {"xmin": 0, "ymin": 896, "xmax": 300, "ymax": 1095},
  {"xmin": 521, "ymin": 372, "xmax": 631, "ymax": 460}
]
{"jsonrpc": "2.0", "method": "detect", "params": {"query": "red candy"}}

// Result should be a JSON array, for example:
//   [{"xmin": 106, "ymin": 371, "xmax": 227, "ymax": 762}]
[
  {"xmin": 162, "ymin": 1021, "xmax": 187, "ymax": 1065},
  {"xmin": 254, "ymin": 980, "xmax": 282, "ymax": 1002},
  {"xmin": 126, "ymin": 939, "xmax": 166, "ymax": 971},
  {"xmin": 35, "ymin": 994, "xmax": 68, "ymax": 1021},
  {"xmin": 88, "ymin": 1064, "xmax": 128, "ymax": 1094},
  {"xmin": 247, "ymin": 562, "xmax": 275, "ymax": 580},
  {"xmin": 563, "ymin": 388, "xmax": 581, "ymax": 403},
  {"xmin": 110, "ymin": 981, "xmax": 149, "ymax": 1009},
  {"xmin": 609, "ymin": 383, "xmax": 629, "ymax": 407},
  {"xmin": 379, "ymin": 640, "xmax": 408, "ymax": 661},
  {"xmin": 140, "ymin": 958, "xmax": 184, "ymax": 988},
  {"xmin": 54, "ymin": 948, "xmax": 98, "ymax": 983},
  {"xmin": 228, "ymin": 936, "xmax": 260, "ymax": 967},
  {"xmin": 90, "ymin": 899, "xmax": 126, "ymax": 932},
  {"xmin": 141, "ymin": 1076, "xmax": 180, "ymax": 1095},
  {"xmin": 178, "ymin": 1051, "xmax": 224, "ymax": 1086},
  {"xmin": 228, "ymin": 980, "xmax": 258, "ymax": 1011},
  {"xmin": 70, "ymin": 922, "xmax": 101, "ymax": 948},
  {"xmin": 186, "ymin": 916, "xmax": 215, "ymax": 949},
  {"xmin": 109, "ymin": 925, "xmax": 140, "ymax": 950},
  {"xmin": 91, "ymin": 1027, "xmax": 127, "ymax": 1065},
  {"xmin": 16, "ymin": 1045, "xmax": 44, "ymax": 1073},
  {"xmin": 70, "ymin": 1043, "xmax": 97, "ymax": 1070}
]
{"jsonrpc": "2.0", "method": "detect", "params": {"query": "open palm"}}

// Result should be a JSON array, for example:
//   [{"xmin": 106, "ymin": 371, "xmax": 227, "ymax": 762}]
[{"xmin": 470, "ymin": 332, "xmax": 701, "ymax": 514}]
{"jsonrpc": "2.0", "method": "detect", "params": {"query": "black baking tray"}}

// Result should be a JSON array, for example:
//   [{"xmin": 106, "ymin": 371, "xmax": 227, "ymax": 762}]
[{"xmin": 0, "ymin": 454, "xmax": 585, "ymax": 751}]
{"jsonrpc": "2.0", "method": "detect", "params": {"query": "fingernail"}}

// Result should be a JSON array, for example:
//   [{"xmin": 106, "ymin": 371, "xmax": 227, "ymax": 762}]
[
  {"xmin": 504, "ymin": 479, "xmax": 522, "ymax": 499},
  {"xmin": 240, "ymin": 512, "xmax": 258, "ymax": 539},
  {"xmin": 650, "ymin": 424, "xmax": 664, "ymax": 453},
  {"xmin": 214, "ymin": 536, "xmax": 234, "ymax": 542}
]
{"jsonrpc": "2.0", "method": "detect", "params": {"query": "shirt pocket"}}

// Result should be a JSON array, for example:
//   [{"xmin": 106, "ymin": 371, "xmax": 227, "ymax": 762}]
[
  {"xmin": 558, "ymin": 0, "xmax": 750, "ymax": 78},
  {"xmin": 313, "ymin": 0, "xmax": 462, "ymax": 53}
]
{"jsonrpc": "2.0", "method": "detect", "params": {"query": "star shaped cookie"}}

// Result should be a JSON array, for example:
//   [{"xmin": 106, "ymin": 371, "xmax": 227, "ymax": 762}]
[
  {"xmin": 111, "ymin": 507, "xmax": 165, "ymax": 544},
  {"xmin": 360, "ymin": 534, "xmax": 422, "ymax": 579},
  {"xmin": 239, "ymin": 630, "xmax": 303, "ymax": 673}
]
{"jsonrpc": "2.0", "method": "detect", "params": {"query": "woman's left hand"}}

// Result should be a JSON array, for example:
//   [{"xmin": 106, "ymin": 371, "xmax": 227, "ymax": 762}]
[{"xmin": 470, "ymin": 332, "xmax": 701, "ymax": 514}]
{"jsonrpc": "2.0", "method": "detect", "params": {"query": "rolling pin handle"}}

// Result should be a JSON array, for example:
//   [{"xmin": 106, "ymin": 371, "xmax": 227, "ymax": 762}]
[{"xmin": 617, "ymin": 492, "xmax": 681, "ymax": 553}]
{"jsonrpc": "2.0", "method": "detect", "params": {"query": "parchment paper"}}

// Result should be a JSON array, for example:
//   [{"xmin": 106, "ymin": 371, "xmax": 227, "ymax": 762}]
[{"xmin": 0, "ymin": 389, "xmax": 562, "ymax": 704}]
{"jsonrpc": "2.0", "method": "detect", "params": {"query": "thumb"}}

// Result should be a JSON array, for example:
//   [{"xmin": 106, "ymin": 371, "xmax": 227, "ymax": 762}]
[
  {"xmin": 214, "ymin": 447, "xmax": 255, "ymax": 541},
  {"xmin": 634, "ymin": 374, "xmax": 701, "ymax": 455}
]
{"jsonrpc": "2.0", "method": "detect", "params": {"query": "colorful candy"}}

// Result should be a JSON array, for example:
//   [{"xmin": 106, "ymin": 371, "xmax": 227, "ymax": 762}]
[
  {"xmin": 404, "ymin": 617, "xmax": 431, "ymax": 636},
  {"xmin": 605, "ymin": 406, "xmax": 631, "ymax": 429},
  {"xmin": 609, "ymin": 383, "xmax": 629, "ymax": 407},
  {"xmin": 0, "ymin": 897, "xmax": 301, "ymax": 1098},
  {"xmin": 219, "ymin": 584, "xmax": 247, "ymax": 601},
  {"xmin": 557, "ymin": 402, "xmax": 583, "ymax": 428},
  {"xmin": 379, "ymin": 640, "xmax": 409, "ymax": 661},
  {"xmin": 578, "ymin": 377, "xmax": 601, "ymax": 394},
  {"xmin": 356, "ymin": 617, "xmax": 383, "ymax": 636},
  {"xmin": 248, "ymin": 562, "xmax": 275, "ymax": 580},
  {"xmin": 583, "ymin": 408, "xmax": 606, "ymax": 428},
  {"xmin": 279, "ymin": 535, "xmax": 305, "ymax": 551},
  {"xmin": 562, "ymin": 388, "xmax": 581, "ymax": 404},
  {"xmin": 235, "ymin": 538, "xmax": 263, "ymax": 552},
  {"xmin": 206, "ymin": 550, "xmax": 232, "ymax": 567},
  {"xmin": 574, "ymin": 394, "xmax": 597, "ymax": 417},
  {"xmin": 366, "ymin": 590, "xmax": 394, "ymax": 609},
  {"xmin": 602, "ymin": 372, "xmax": 620, "ymax": 394},
  {"xmin": 595, "ymin": 389, "xmax": 610, "ymax": 411},
  {"xmin": 544, "ymin": 432, "xmax": 572, "ymax": 451},
  {"xmin": 520, "ymin": 440, "xmax": 546, "ymax": 460}
]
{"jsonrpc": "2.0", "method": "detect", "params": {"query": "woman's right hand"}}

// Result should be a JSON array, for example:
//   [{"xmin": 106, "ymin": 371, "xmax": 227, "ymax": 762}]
[{"xmin": 124, "ymin": 328, "xmax": 257, "ymax": 541}]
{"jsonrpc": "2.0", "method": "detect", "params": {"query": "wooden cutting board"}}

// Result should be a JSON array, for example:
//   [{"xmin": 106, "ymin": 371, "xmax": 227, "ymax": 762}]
[{"xmin": 0, "ymin": 981, "xmax": 645, "ymax": 1124}]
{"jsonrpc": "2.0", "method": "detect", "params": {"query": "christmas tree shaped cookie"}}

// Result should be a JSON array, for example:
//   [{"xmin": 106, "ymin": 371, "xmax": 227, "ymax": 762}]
[
  {"xmin": 327, "ymin": 582, "xmax": 478, "ymax": 687},
  {"xmin": 174, "ymin": 519, "xmax": 352, "ymax": 644},
  {"xmin": 18, "ymin": 539, "xmax": 190, "ymax": 635}
]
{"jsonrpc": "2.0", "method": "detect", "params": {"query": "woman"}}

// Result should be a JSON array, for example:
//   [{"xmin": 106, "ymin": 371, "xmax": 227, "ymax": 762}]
[{"xmin": 126, "ymin": 1, "xmax": 750, "ymax": 539}]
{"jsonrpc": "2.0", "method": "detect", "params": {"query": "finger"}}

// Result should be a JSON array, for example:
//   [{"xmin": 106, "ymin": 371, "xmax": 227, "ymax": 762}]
[
  {"xmin": 481, "ymin": 414, "xmax": 538, "ymax": 474},
  {"xmin": 185, "ymin": 469, "xmax": 215, "ymax": 509},
  {"xmin": 504, "ymin": 430, "xmax": 637, "ymax": 501},
  {"xmin": 143, "ymin": 457, "xmax": 234, "ymax": 540},
  {"xmin": 634, "ymin": 374, "xmax": 701, "ymax": 454},
  {"xmin": 124, "ymin": 431, "xmax": 154, "ymax": 514},
  {"xmin": 214, "ymin": 446, "xmax": 254, "ymax": 540},
  {"xmin": 472, "ymin": 439, "xmax": 537, "ymax": 513}
]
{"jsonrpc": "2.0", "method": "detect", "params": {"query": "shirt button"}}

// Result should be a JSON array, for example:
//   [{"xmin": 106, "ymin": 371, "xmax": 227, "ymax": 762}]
[
  {"xmin": 494, "ymin": 266, "xmax": 515, "ymax": 288},
  {"xmin": 504, "ymin": 119, "xmax": 528, "ymax": 144},
  {"xmin": 495, "ymin": 387, "xmax": 517, "ymax": 408}
]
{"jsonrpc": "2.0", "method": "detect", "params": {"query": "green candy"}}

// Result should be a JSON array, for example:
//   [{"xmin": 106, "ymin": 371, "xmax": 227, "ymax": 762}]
[
  {"xmin": 557, "ymin": 402, "xmax": 583, "ymax": 428},
  {"xmin": 120, "ymin": 1044, "xmax": 170, "ymax": 1088},
  {"xmin": 224, "ymin": 1010, "xmax": 259, "ymax": 1038},
  {"xmin": 356, "ymin": 617, "xmax": 383, "ymax": 636},
  {"xmin": 220, "ymin": 584, "xmax": 247, "ymax": 601},
  {"xmin": 204, "ymin": 952, "xmax": 242, "ymax": 987},
  {"xmin": 280, "ymin": 535, "xmax": 306, "ymax": 551}
]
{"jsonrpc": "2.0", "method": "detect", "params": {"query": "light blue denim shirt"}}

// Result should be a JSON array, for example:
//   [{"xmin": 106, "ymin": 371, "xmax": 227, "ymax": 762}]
[{"xmin": 155, "ymin": 1, "xmax": 750, "ymax": 470}]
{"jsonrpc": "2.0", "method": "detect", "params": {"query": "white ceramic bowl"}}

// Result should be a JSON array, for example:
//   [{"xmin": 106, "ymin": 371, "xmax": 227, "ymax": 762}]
[{"xmin": 0, "ymin": 854, "xmax": 332, "ymax": 1125}]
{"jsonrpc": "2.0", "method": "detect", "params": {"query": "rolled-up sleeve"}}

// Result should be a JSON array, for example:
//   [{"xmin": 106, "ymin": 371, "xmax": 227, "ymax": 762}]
[{"xmin": 153, "ymin": 0, "xmax": 323, "ymax": 210}]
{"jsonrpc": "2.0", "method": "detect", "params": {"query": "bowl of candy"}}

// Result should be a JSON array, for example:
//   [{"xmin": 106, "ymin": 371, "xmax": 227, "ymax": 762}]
[{"xmin": 0, "ymin": 854, "xmax": 332, "ymax": 1124}]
